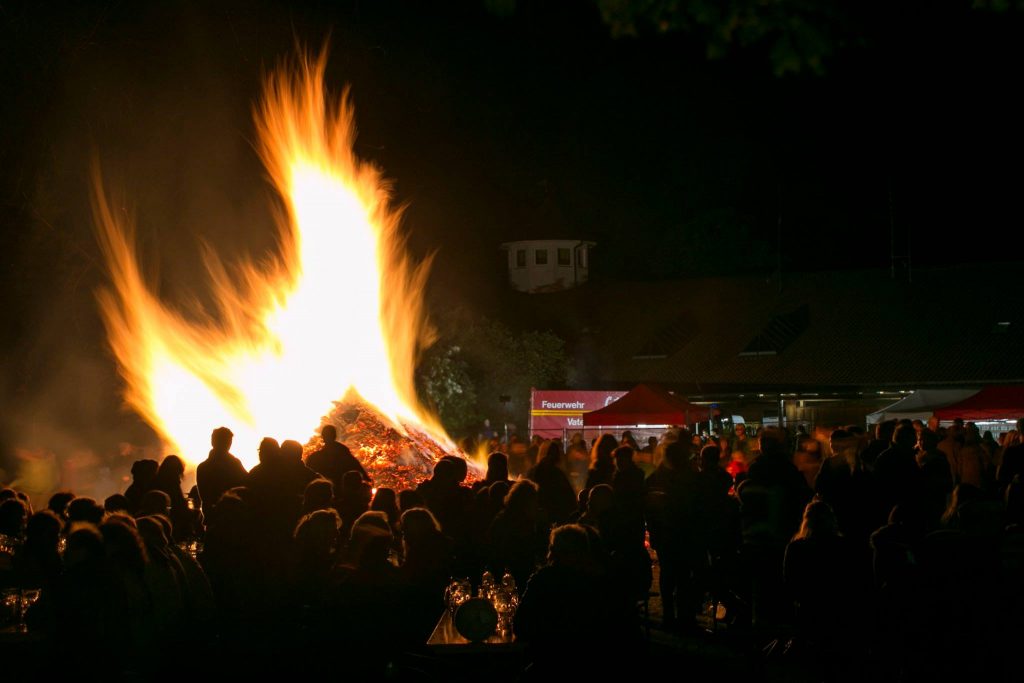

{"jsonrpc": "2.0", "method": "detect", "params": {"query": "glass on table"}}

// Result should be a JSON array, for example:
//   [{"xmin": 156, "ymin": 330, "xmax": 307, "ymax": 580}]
[
  {"xmin": 493, "ymin": 589, "xmax": 510, "ymax": 616},
  {"xmin": 0, "ymin": 533, "xmax": 23, "ymax": 557},
  {"xmin": 2, "ymin": 588, "xmax": 40, "ymax": 633},
  {"xmin": 445, "ymin": 578, "xmax": 472, "ymax": 615},
  {"xmin": 1, "ymin": 589, "xmax": 19, "ymax": 626},
  {"xmin": 21, "ymin": 589, "xmax": 40, "ymax": 612}
]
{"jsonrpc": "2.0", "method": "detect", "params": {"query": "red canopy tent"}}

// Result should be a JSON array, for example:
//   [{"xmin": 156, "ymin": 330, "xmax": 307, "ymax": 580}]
[
  {"xmin": 582, "ymin": 383, "xmax": 693, "ymax": 427},
  {"xmin": 932, "ymin": 385, "xmax": 1024, "ymax": 421}
]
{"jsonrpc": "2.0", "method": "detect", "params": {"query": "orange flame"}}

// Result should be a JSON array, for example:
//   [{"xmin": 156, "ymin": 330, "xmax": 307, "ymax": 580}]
[{"xmin": 93, "ymin": 53, "xmax": 451, "ymax": 469}]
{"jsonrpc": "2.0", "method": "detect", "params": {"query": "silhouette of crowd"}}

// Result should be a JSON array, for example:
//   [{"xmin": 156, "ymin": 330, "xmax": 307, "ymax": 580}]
[{"xmin": 2, "ymin": 417, "xmax": 1024, "ymax": 680}]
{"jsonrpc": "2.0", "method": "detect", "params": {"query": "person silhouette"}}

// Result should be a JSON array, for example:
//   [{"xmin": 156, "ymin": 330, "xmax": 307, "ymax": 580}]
[
  {"xmin": 305, "ymin": 425, "xmax": 370, "ymax": 491},
  {"xmin": 196, "ymin": 426, "xmax": 248, "ymax": 519}
]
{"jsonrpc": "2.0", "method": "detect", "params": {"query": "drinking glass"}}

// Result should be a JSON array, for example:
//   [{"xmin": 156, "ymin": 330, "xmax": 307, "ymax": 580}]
[
  {"xmin": 493, "ymin": 589, "xmax": 513, "ymax": 633},
  {"xmin": 2, "ymin": 589, "xmax": 18, "ymax": 628},
  {"xmin": 446, "ymin": 579, "xmax": 468, "ymax": 615},
  {"xmin": 22, "ymin": 589, "xmax": 40, "ymax": 613},
  {"xmin": 5, "ymin": 588, "xmax": 40, "ymax": 633}
]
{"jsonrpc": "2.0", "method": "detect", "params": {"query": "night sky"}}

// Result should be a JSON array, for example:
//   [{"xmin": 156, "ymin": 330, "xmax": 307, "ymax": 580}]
[{"xmin": 1, "ymin": 1, "xmax": 1022, "ymax": 472}]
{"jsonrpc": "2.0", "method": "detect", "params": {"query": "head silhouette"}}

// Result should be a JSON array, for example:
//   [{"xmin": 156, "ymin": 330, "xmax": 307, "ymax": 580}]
[
  {"xmin": 341, "ymin": 470, "xmax": 364, "ymax": 495},
  {"xmin": 281, "ymin": 440, "xmax": 304, "ymax": 463},
  {"xmin": 349, "ymin": 510, "xmax": 392, "ymax": 567},
  {"xmin": 586, "ymin": 484, "xmax": 614, "ymax": 515},
  {"xmin": 258, "ymin": 437, "xmax": 281, "ymax": 465},
  {"xmin": 504, "ymin": 479, "xmax": 539, "ymax": 515},
  {"xmin": 612, "ymin": 445, "xmax": 635, "ymax": 470},
  {"xmin": 893, "ymin": 422, "xmax": 917, "ymax": 448},
  {"xmin": 139, "ymin": 490, "xmax": 172, "ymax": 517},
  {"xmin": 25, "ymin": 510, "xmax": 63, "ymax": 550},
  {"xmin": 66, "ymin": 497, "xmax": 104, "ymax": 526},
  {"xmin": 157, "ymin": 455, "xmax": 185, "ymax": 482},
  {"xmin": 876, "ymin": 419, "xmax": 898, "ymax": 443},
  {"xmin": 590, "ymin": 434, "xmax": 617, "ymax": 467},
  {"xmin": 303, "ymin": 478, "xmax": 335, "ymax": 512},
  {"xmin": 64, "ymin": 525, "xmax": 104, "ymax": 569},
  {"xmin": 130, "ymin": 459, "xmax": 159, "ymax": 485},
  {"xmin": 0, "ymin": 498, "xmax": 28, "ymax": 537},
  {"xmin": 294, "ymin": 508, "xmax": 341, "ymax": 556},
  {"xmin": 442, "ymin": 455, "xmax": 468, "ymax": 484},
  {"xmin": 547, "ymin": 524, "xmax": 591, "ymax": 568},
  {"xmin": 794, "ymin": 500, "xmax": 839, "ymax": 541},
  {"xmin": 431, "ymin": 458, "xmax": 458, "ymax": 485},
  {"xmin": 663, "ymin": 440, "xmax": 690, "ymax": 469},
  {"xmin": 104, "ymin": 494, "xmax": 130, "ymax": 513},
  {"xmin": 211, "ymin": 426, "xmax": 234, "ymax": 453},
  {"xmin": 540, "ymin": 439, "xmax": 564, "ymax": 466},
  {"xmin": 137, "ymin": 515, "xmax": 170, "ymax": 551},
  {"xmin": 371, "ymin": 488, "xmax": 398, "ymax": 516},
  {"xmin": 47, "ymin": 491, "xmax": 75, "ymax": 518},
  {"xmin": 321, "ymin": 424, "xmax": 337, "ymax": 443},
  {"xmin": 400, "ymin": 506, "xmax": 441, "ymax": 546},
  {"xmin": 486, "ymin": 452, "xmax": 509, "ymax": 481},
  {"xmin": 700, "ymin": 444, "xmax": 722, "ymax": 471},
  {"xmin": 918, "ymin": 429, "xmax": 941, "ymax": 452}
]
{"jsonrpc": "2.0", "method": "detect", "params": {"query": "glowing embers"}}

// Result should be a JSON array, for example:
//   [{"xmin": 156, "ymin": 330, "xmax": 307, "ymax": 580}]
[{"xmin": 315, "ymin": 398, "xmax": 458, "ymax": 491}]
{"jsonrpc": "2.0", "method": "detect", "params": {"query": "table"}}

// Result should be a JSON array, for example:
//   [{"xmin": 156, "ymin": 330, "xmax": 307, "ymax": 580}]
[
  {"xmin": 426, "ymin": 609, "xmax": 523, "ymax": 652},
  {"xmin": 416, "ymin": 610, "xmax": 527, "ymax": 680}
]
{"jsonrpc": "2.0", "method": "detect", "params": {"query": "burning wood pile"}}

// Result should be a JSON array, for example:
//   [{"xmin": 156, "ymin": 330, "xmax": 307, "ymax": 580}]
[{"xmin": 310, "ymin": 400, "xmax": 465, "ymax": 491}]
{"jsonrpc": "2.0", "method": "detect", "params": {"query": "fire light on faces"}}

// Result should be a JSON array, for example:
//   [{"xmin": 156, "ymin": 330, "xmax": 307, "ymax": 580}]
[{"xmin": 92, "ymin": 53, "xmax": 456, "ymax": 472}]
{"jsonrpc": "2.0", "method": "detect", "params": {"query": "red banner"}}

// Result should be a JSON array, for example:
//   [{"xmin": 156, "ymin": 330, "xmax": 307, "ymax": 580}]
[{"xmin": 529, "ymin": 389, "xmax": 628, "ymax": 438}]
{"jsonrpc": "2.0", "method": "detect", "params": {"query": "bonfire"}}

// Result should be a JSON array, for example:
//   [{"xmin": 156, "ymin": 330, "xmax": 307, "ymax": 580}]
[{"xmin": 92, "ymin": 52, "xmax": 464, "ymax": 482}]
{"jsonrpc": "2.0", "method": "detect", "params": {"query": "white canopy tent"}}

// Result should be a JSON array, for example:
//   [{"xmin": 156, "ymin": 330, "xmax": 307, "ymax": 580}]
[{"xmin": 866, "ymin": 389, "xmax": 979, "ymax": 425}]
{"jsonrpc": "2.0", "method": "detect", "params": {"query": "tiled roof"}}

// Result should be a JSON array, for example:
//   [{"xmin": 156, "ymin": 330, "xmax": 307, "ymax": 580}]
[{"xmin": 506, "ymin": 264, "xmax": 1024, "ymax": 391}]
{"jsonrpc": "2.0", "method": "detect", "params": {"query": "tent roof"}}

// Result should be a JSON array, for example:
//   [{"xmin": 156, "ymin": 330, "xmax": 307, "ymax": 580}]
[
  {"xmin": 933, "ymin": 385, "xmax": 1024, "ymax": 421},
  {"xmin": 866, "ymin": 389, "xmax": 979, "ymax": 424},
  {"xmin": 583, "ymin": 383, "xmax": 693, "ymax": 427}
]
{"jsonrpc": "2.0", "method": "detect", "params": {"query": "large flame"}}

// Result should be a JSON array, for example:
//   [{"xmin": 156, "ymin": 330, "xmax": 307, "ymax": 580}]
[{"xmin": 93, "ymin": 54, "xmax": 451, "ymax": 469}]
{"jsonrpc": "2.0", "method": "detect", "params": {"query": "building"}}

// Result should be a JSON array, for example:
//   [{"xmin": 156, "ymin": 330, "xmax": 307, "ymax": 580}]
[
  {"xmin": 496, "ymin": 263, "xmax": 1024, "ymax": 431},
  {"xmin": 500, "ymin": 239, "xmax": 595, "ymax": 293}
]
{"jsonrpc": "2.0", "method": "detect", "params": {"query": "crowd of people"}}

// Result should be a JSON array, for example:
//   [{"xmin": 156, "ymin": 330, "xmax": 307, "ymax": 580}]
[{"xmin": 2, "ymin": 416, "xmax": 1023, "ymax": 679}]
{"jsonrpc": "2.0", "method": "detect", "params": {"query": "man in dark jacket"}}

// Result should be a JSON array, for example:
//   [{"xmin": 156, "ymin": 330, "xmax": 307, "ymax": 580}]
[
  {"xmin": 305, "ymin": 425, "xmax": 370, "ymax": 491},
  {"xmin": 196, "ymin": 426, "xmax": 248, "ymax": 518}
]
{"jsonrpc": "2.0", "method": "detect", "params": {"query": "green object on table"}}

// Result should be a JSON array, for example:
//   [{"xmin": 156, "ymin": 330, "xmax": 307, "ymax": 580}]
[{"xmin": 453, "ymin": 597, "xmax": 499, "ymax": 643}]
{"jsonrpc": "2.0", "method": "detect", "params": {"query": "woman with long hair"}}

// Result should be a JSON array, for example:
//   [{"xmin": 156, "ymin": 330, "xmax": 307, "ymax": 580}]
[
  {"xmin": 151, "ymin": 455, "xmax": 193, "ymax": 541},
  {"xmin": 586, "ymin": 434, "xmax": 618, "ymax": 490},
  {"xmin": 487, "ymin": 480, "xmax": 546, "ymax": 591},
  {"xmin": 526, "ymin": 440, "xmax": 577, "ymax": 525},
  {"xmin": 783, "ymin": 501, "xmax": 868, "ymax": 665}
]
